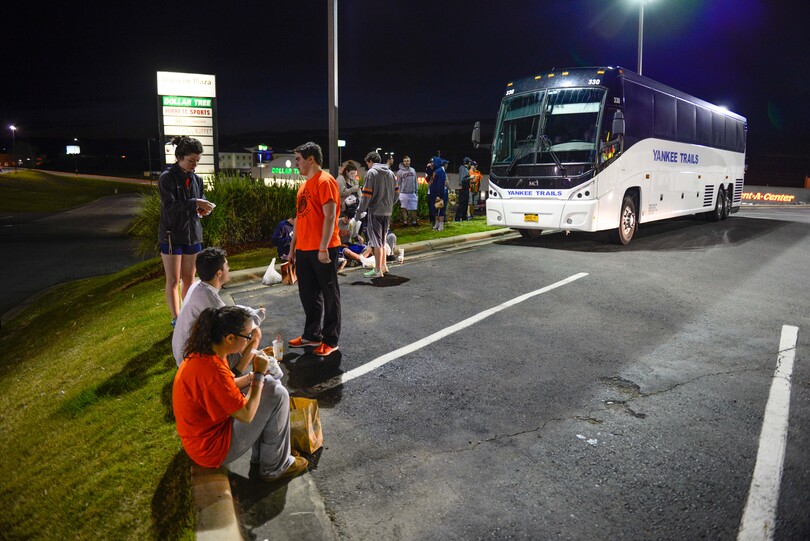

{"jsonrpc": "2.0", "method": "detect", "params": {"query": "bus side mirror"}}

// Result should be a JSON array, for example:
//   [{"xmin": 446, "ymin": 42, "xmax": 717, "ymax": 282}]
[
  {"xmin": 472, "ymin": 121, "xmax": 491, "ymax": 149},
  {"xmin": 472, "ymin": 121, "xmax": 482, "ymax": 146},
  {"xmin": 612, "ymin": 110, "xmax": 625, "ymax": 136}
]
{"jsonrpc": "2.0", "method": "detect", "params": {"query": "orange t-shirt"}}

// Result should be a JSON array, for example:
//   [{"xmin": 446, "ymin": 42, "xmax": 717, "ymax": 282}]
[
  {"xmin": 295, "ymin": 170, "xmax": 341, "ymax": 251},
  {"xmin": 172, "ymin": 352, "xmax": 247, "ymax": 468},
  {"xmin": 469, "ymin": 170, "xmax": 482, "ymax": 193}
]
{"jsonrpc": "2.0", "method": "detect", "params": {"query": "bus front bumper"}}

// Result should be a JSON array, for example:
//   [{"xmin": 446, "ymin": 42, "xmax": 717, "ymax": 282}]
[{"xmin": 486, "ymin": 198, "xmax": 599, "ymax": 232}]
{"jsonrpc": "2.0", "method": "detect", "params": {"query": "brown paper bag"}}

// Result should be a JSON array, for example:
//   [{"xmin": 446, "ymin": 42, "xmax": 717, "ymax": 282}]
[
  {"xmin": 280, "ymin": 261, "xmax": 297, "ymax": 285},
  {"xmin": 289, "ymin": 397, "xmax": 323, "ymax": 455}
]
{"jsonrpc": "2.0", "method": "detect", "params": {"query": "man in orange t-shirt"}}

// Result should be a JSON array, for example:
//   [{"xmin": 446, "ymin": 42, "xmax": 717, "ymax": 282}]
[{"xmin": 288, "ymin": 142, "xmax": 342, "ymax": 357}]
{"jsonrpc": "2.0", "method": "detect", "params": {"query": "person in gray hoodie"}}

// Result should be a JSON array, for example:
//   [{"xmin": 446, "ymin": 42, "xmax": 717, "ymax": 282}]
[
  {"xmin": 396, "ymin": 155, "xmax": 418, "ymax": 226},
  {"xmin": 356, "ymin": 151, "xmax": 399, "ymax": 278}
]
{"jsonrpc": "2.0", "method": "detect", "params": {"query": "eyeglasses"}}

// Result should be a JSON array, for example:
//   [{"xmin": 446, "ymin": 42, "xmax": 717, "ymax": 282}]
[{"xmin": 234, "ymin": 332, "xmax": 253, "ymax": 341}]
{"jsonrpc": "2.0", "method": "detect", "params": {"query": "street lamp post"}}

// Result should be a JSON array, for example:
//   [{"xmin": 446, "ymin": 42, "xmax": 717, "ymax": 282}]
[
  {"xmin": 637, "ymin": 0, "xmax": 647, "ymax": 75},
  {"xmin": 146, "ymin": 138, "xmax": 152, "ymax": 184},
  {"xmin": 73, "ymin": 138, "xmax": 79, "ymax": 174},
  {"xmin": 9, "ymin": 125, "xmax": 16, "ymax": 172}
]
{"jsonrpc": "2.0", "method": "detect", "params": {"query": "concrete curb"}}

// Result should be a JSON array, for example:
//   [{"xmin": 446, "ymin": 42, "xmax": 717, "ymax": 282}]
[
  {"xmin": 191, "ymin": 465, "xmax": 242, "ymax": 541},
  {"xmin": 225, "ymin": 227, "xmax": 516, "ymax": 287}
]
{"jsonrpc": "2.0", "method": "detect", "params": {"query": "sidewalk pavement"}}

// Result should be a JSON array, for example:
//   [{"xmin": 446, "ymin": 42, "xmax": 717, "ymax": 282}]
[{"xmin": 193, "ymin": 227, "xmax": 515, "ymax": 540}]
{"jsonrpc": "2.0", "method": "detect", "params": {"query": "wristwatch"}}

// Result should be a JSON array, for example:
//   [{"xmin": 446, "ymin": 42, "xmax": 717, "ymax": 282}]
[{"xmin": 252, "ymin": 371, "xmax": 266, "ymax": 384}]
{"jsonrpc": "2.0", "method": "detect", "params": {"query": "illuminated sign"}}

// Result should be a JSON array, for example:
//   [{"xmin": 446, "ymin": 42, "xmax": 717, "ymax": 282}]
[
  {"xmin": 157, "ymin": 72, "xmax": 216, "ymax": 98},
  {"xmin": 66, "ymin": 145, "xmax": 80, "ymax": 155},
  {"xmin": 272, "ymin": 167, "xmax": 300, "ymax": 175},
  {"xmin": 157, "ymin": 71, "xmax": 218, "ymax": 174},
  {"xmin": 741, "ymin": 192, "xmax": 796, "ymax": 203},
  {"xmin": 161, "ymin": 96, "xmax": 212, "ymax": 108}
]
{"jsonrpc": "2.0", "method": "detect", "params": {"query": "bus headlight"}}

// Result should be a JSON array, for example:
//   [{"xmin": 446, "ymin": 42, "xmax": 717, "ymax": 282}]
[{"xmin": 570, "ymin": 182, "xmax": 595, "ymax": 200}]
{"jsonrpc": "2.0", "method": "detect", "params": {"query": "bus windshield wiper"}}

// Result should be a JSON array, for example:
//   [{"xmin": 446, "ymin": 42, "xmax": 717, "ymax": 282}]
[
  {"xmin": 506, "ymin": 138, "xmax": 535, "ymax": 175},
  {"xmin": 539, "ymin": 135, "xmax": 566, "ymax": 175}
]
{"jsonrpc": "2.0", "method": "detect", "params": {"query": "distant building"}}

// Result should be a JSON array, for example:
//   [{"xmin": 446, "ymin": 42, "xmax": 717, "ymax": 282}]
[
  {"xmin": 218, "ymin": 145, "xmax": 254, "ymax": 174},
  {"xmin": 252, "ymin": 153, "xmax": 306, "ymax": 185}
]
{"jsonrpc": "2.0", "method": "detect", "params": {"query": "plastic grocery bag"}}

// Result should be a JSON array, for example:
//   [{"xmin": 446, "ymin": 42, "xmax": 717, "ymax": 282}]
[
  {"xmin": 289, "ymin": 397, "xmax": 324, "ymax": 455},
  {"xmin": 262, "ymin": 258, "xmax": 282, "ymax": 285}
]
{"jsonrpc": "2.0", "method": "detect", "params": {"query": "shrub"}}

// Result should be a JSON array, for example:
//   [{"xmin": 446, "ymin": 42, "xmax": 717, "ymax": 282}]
[{"xmin": 128, "ymin": 172, "xmax": 299, "ymax": 257}]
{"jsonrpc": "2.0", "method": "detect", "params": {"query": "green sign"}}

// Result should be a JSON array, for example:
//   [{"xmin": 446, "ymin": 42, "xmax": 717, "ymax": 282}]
[
  {"xmin": 271, "ymin": 167, "xmax": 299, "ymax": 175},
  {"xmin": 258, "ymin": 145, "xmax": 268, "ymax": 151},
  {"xmin": 162, "ymin": 95, "xmax": 212, "ymax": 107}
]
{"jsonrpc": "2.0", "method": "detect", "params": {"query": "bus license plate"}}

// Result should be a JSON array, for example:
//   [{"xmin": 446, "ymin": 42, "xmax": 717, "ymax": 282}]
[{"xmin": 524, "ymin": 214, "xmax": 539, "ymax": 223}]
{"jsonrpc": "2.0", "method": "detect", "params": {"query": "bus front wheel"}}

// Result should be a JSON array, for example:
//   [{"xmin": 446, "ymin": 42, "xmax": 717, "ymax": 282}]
[
  {"xmin": 610, "ymin": 196, "xmax": 637, "ymax": 245},
  {"xmin": 518, "ymin": 228, "xmax": 543, "ymax": 239}
]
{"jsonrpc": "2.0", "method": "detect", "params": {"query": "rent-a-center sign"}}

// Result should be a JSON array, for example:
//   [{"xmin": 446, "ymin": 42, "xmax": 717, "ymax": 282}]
[{"xmin": 157, "ymin": 71, "xmax": 218, "ymax": 175}]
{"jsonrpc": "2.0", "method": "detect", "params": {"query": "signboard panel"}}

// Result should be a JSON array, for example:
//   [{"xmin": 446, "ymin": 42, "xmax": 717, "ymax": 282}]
[
  {"xmin": 157, "ymin": 71, "xmax": 218, "ymax": 173},
  {"xmin": 162, "ymin": 126, "xmax": 214, "ymax": 137},
  {"xmin": 162, "ymin": 116, "xmax": 214, "ymax": 127},
  {"xmin": 162, "ymin": 106, "xmax": 213, "ymax": 117},
  {"xmin": 157, "ymin": 72, "xmax": 216, "ymax": 98}
]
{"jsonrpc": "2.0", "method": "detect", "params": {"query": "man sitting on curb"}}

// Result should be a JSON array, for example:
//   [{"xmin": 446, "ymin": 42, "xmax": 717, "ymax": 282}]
[
  {"xmin": 172, "ymin": 247, "xmax": 266, "ymax": 376},
  {"xmin": 271, "ymin": 216, "xmax": 296, "ymax": 261}
]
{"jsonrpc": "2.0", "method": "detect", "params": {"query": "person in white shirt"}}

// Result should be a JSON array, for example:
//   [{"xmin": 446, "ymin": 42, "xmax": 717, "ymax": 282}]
[{"xmin": 172, "ymin": 247, "xmax": 266, "ymax": 372}]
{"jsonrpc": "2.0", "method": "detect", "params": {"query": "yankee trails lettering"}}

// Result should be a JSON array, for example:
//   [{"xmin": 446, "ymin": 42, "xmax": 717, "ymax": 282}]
[
  {"xmin": 652, "ymin": 149, "xmax": 699, "ymax": 164},
  {"xmin": 506, "ymin": 189, "xmax": 563, "ymax": 197}
]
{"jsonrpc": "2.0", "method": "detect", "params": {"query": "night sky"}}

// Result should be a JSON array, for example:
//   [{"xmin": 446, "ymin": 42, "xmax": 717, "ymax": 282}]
[{"xmin": 2, "ymin": 0, "xmax": 808, "ymax": 161}]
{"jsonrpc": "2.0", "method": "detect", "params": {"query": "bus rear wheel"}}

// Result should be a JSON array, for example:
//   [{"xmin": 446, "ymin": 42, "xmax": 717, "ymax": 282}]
[
  {"xmin": 706, "ymin": 188, "xmax": 725, "ymax": 222},
  {"xmin": 609, "ymin": 196, "xmax": 637, "ymax": 245},
  {"xmin": 518, "ymin": 228, "xmax": 543, "ymax": 239},
  {"xmin": 721, "ymin": 188, "xmax": 731, "ymax": 220}
]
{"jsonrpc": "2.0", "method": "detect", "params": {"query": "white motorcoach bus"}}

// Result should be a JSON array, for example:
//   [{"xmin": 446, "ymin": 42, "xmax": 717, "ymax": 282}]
[{"xmin": 473, "ymin": 67, "xmax": 747, "ymax": 244}]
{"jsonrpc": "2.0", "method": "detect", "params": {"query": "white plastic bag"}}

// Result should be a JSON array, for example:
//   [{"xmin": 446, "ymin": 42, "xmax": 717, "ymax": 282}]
[
  {"xmin": 348, "ymin": 218, "xmax": 363, "ymax": 241},
  {"xmin": 262, "ymin": 257, "xmax": 282, "ymax": 285}
]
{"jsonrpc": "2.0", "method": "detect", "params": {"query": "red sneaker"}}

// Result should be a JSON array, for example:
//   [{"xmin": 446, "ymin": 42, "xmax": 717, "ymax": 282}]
[
  {"xmin": 313, "ymin": 343, "xmax": 339, "ymax": 357},
  {"xmin": 289, "ymin": 336, "xmax": 321, "ymax": 348}
]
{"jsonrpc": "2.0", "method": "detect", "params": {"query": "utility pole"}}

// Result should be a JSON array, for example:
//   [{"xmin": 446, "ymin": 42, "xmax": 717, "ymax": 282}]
[
  {"xmin": 637, "ymin": 0, "xmax": 646, "ymax": 75},
  {"xmin": 327, "ymin": 0, "xmax": 339, "ymax": 175}
]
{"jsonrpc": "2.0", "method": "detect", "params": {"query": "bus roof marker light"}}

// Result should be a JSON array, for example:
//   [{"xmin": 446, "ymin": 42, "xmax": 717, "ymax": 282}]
[
  {"xmin": 534, "ymin": 75, "xmax": 542, "ymax": 80},
  {"xmin": 507, "ymin": 82, "xmax": 513, "ymax": 87},
  {"xmin": 548, "ymin": 73, "xmax": 555, "ymax": 78},
  {"xmin": 562, "ymin": 72, "xmax": 569, "ymax": 76},
  {"xmin": 597, "ymin": 70, "xmax": 605, "ymax": 74}
]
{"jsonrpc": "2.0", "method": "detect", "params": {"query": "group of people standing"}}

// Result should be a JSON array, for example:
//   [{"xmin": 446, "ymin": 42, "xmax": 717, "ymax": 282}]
[
  {"xmin": 159, "ymin": 139, "xmax": 407, "ymax": 483},
  {"xmin": 157, "ymin": 138, "xmax": 485, "ymax": 484},
  {"xmin": 425, "ymin": 155, "xmax": 482, "ymax": 230}
]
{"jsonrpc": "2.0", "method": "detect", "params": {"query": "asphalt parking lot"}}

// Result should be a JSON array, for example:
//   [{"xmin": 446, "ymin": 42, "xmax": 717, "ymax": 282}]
[{"xmin": 224, "ymin": 207, "xmax": 809, "ymax": 540}]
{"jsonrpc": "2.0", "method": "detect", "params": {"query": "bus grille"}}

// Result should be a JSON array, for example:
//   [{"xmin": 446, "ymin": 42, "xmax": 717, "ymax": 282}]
[
  {"xmin": 734, "ymin": 178, "xmax": 744, "ymax": 203},
  {"xmin": 703, "ymin": 185, "xmax": 715, "ymax": 207}
]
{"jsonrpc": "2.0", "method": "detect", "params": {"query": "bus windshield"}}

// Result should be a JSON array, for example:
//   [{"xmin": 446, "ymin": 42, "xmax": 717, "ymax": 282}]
[
  {"xmin": 493, "ymin": 87, "xmax": 605, "ymax": 168},
  {"xmin": 493, "ymin": 91, "xmax": 545, "ymax": 166}
]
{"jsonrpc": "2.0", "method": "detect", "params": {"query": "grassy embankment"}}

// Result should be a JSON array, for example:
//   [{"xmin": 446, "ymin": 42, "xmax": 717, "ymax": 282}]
[
  {"xmin": 0, "ymin": 169, "xmax": 146, "ymax": 212},
  {"xmin": 0, "ymin": 171, "xmax": 501, "ymax": 539}
]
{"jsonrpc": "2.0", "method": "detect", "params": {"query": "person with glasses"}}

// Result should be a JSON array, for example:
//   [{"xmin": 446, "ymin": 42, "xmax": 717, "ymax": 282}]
[
  {"xmin": 158, "ymin": 135, "xmax": 216, "ymax": 328},
  {"xmin": 171, "ymin": 247, "xmax": 266, "ymax": 373},
  {"xmin": 173, "ymin": 306, "xmax": 308, "ymax": 482}
]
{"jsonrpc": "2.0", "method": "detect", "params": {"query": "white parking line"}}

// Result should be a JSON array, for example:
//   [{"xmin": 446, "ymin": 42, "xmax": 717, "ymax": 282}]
[
  {"xmin": 308, "ymin": 272, "xmax": 589, "ymax": 394},
  {"xmin": 738, "ymin": 324, "xmax": 800, "ymax": 541}
]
